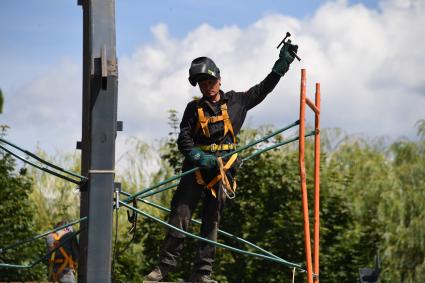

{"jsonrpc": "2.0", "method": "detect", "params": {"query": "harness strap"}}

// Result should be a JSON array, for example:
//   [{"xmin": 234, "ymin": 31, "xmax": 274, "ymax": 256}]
[
  {"xmin": 220, "ymin": 104, "xmax": 236, "ymax": 144},
  {"xmin": 197, "ymin": 107, "xmax": 211, "ymax": 137},
  {"xmin": 197, "ymin": 143, "xmax": 236, "ymax": 152},
  {"xmin": 48, "ymin": 231, "xmax": 76, "ymax": 281},
  {"xmin": 195, "ymin": 153, "xmax": 238, "ymax": 198},
  {"xmin": 196, "ymin": 103, "xmax": 236, "ymax": 143}
]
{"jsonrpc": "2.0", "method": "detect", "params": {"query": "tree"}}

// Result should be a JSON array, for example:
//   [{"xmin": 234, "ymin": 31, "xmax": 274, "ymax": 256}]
[{"xmin": 0, "ymin": 134, "xmax": 45, "ymax": 281}]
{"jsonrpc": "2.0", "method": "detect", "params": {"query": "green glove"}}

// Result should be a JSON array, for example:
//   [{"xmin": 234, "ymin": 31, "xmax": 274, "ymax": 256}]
[
  {"xmin": 272, "ymin": 43, "xmax": 298, "ymax": 76},
  {"xmin": 187, "ymin": 148, "xmax": 217, "ymax": 169}
]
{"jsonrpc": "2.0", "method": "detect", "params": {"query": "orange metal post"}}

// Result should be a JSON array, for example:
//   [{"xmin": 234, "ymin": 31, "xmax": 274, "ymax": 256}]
[
  {"xmin": 306, "ymin": 97, "xmax": 320, "ymax": 115},
  {"xmin": 299, "ymin": 69, "xmax": 314, "ymax": 283},
  {"xmin": 313, "ymin": 83, "xmax": 321, "ymax": 281}
]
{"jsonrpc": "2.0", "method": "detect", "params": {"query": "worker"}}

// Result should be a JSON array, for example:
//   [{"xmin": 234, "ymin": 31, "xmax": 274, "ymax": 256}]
[
  {"xmin": 145, "ymin": 41, "xmax": 298, "ymax": 283},
  {"xmin": 46, "ymin": 222, "xmax": 78, "ymax": 283}
]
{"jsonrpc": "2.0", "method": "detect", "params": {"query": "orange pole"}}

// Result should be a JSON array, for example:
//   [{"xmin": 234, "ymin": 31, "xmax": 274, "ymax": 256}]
[
  {"xmin": 306, "ymin": 97, "xmax": 320, "ymax": 115},
  {"xmin": 313, "ymin": 83, "xmax": 321, "ymax": 281},
  {"xmin": 299, "ymin": 69, "xmax": 314, "ymax": 283}
]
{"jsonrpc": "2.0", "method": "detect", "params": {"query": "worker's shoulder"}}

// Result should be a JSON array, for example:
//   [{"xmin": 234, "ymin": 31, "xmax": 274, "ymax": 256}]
[
  {"xmin": 223, "ymin": 90, "xmax": 244, "ymax": 102},
  {"xmin": 186, "ymin": 98, "xmax": 200, "ymax": 108}
]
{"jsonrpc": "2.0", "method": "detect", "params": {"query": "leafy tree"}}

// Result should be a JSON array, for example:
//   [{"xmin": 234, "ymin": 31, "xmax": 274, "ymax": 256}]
[
  {"xmin": 0, "ymin": 134, "xmax": 45, "ymax": 281},
  {"xmin": 378, "ymin": 120, "xmax": 425, "ymax": 282}
]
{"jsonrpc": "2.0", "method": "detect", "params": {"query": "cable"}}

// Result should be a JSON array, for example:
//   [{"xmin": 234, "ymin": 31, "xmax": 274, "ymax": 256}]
[
  {"xmin": 122, "ymin": 120, "xmax": 300, "ymax": 203},
  {"xmin": 0, "ymin": 217, "xmax": 87, "ymax": 254},
  {"xmin": 0, "ymin": 229, "xmax": 83, "ymax": 269},
  {"xmin": 120, "ymin": 201, "xmax": 305, "ymax": 271},
  {"xmin": 0, "ymin": 144, "xmax": 83, "ymax": 185}
]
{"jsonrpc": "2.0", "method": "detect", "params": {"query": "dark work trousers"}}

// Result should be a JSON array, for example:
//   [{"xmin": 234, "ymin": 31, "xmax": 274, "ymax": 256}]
[{"xmin": 159, "ymin": 169, "xmax": 226, "ymax": 273}]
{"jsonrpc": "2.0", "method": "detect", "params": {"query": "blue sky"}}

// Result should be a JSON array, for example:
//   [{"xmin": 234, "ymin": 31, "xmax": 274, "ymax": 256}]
[
  {"xmin": 1, "ymin": 0, "xmax": 378, "ymax": 88},
  {"xmin": 1, "ymin": 0, "xmax": 424, "ymax": 159}
]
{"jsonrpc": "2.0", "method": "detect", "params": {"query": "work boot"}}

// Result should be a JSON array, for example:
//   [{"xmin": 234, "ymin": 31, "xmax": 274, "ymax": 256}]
[
  {"xmin": 188, "ymin": 272, "xmax": 218, "ymax": 283},
  {"xmin": 144, "ymin": 264, "xmax": 170, "ymax": 282}
]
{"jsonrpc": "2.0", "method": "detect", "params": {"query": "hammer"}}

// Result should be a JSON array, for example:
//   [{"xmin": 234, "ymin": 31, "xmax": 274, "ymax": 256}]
[{"xmin": 277, "ymin": 32, "xmax": 301, "ymax": 61}]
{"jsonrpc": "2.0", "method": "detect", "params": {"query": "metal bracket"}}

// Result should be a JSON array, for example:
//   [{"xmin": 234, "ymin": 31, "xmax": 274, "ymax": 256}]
[
  {"xmin": 94, "ymin": 46, "xmax": 118, "ymax": 90},
  {"xmin": 101, "ymin": 46, "xmax": 108, "ymax": 90},
  {"xmin": 117, "ymin": 121, "xmax": 123, "ymax": 132},
  {"xmin": 114, "ymin": 182, "xmax": 122, "ymax": 209}
]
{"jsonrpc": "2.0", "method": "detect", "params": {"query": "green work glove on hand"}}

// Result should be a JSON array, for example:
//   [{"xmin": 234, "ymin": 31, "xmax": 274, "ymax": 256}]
[
  {"xmin": 272, "ymin": 43, "xmax": 298, "ymax": 76},
  {"xmin": 187, "ymin": 148, "xmax": 217, "ymax": 169}
]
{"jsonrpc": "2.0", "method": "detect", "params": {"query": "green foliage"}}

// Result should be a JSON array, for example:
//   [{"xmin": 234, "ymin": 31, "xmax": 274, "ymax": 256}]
[
  {"xmin": 27, "ymin": 149, "xmax": 81, "ymax": 230},
  {"xmin": 2, "ymin": 108, "xmax": 424, "ymax": 282},
  {"xmin": 378, "ymin": 130, "xmax": 425, "ymax": 282},
  {"xmin": 0, "ymin": 150, "xmax": 45, "ymax": 281},
  {"xmin": 161, "ymin": 109, "xmax": 184, "ymax": 174},
  {"xmin": 133, "ymin": 120, "xmax": 425, "ymax": 283}
]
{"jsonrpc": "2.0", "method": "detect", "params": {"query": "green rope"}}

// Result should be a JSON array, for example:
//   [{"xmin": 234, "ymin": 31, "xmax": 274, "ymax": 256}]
[
  {"xmin": 132, "ymin": 131, "xmax": 315, "ymax": 201},
  {"xmin": 242, "ymin": 130, "xmax": 317, "ymax": 161},
  {"xmin": 0, "ymin": 229, "xmax": 82, "ymax": 269},
  {"xmin": 123, "ymin": 120, "xmax": 300, "ymax": 203},
  {"xmin": 120, "ymin": 190, "xmax": 284, "ymax": 261},
  {"xmin": 0, "ymin": 137, "xmax": 87, "ymax": 182},
  {"xmin": 119, "ymin": 201, "xmax": 305, "ymax": 271},
  {"xmin": 0, "ymin": 144, "xmax": 83, "ymax": 185},
  {"xmin": 0, "ymin": 217, "xmax": 87, "ymax": 254}
]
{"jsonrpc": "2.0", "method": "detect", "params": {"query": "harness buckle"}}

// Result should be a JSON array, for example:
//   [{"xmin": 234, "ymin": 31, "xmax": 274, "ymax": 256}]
[{"xmin": 210, "ymin": 143, "xmax": 218, "ymax": 152}]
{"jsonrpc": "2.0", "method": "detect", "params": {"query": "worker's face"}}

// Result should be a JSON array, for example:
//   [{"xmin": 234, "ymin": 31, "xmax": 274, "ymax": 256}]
[{"xmin": 198, "ymin": 78, "xmax": 221, "ymax": 101}]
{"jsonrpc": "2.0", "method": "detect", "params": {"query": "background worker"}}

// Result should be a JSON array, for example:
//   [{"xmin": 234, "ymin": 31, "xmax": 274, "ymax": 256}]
[
  {"xmin": 46, "ymin": 222, "xmax": 79, "ymax": 283},
  {"xmin": 145, "ymin": 40, "xmax": 298, "ymax": 283}
]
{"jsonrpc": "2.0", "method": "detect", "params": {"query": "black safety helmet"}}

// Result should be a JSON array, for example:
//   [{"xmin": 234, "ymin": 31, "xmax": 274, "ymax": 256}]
[{"xmin": 188, "ymin": 56, "xmax": 220, "ymax": 86}]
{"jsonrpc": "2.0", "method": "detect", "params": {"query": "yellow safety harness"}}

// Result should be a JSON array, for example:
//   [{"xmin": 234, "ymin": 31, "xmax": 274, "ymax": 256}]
[
  {"xmin": 48, "ymin": 230, "xmax": 76, "ymax": 282},
  {"xmin": 194, "ymin": 102, "xmax": 238, "ymax": 198}
]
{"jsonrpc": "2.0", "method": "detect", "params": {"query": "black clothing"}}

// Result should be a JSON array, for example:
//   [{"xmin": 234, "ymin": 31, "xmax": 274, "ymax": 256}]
[
  {"xmin": 177, "ymin": 72, "xmax": 281, "ymax": 156},
  {"xmin": 159, "ymin": 71, "xmax": 281, "ymax": 274}
]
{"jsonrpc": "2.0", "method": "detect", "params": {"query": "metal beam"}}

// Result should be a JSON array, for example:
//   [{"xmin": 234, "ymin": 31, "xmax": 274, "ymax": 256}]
[{"xmin": 79, "ymin": 0, "xmax": 118, "ymax": 282}]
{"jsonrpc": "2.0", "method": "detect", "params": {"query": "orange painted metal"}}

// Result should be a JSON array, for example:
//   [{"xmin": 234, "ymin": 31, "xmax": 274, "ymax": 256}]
[
  {"xmin": 299, "ymin": 69, "xmax": 314, "ymax": 283},
  {"xmin": 313, "ymin": 83, "xmax": 321, "ymax": 282},
  {"xmin": 306, "ymin": 97, "xmax": 320, "ymax": 115}
]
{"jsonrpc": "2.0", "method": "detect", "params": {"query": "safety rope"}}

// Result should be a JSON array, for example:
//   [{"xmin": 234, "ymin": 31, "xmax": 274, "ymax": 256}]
[
  {"xmin": 0, "ymin": 138, "xmax": 87, "ymax": 184},
  {"xmin": 0, "ymin": 137, "xmax": 86, "ymax": 180},
  {"xmin": 0, "ymin": 229, "xmax": 82, "ymax": 269},
  {"xmin": 0, "ymin": 121, "xmax": 316, "ymax": 275},
  {"xmin": 119, "ymin": 201, "xmax": 305, "ymax": 271},
  {"xmin": 126, "ymin": 130, "xmax": 315, "ymax": 202},
  {"xmin": 0, "ymin": 217, "xmax": 87, "ymax": 254},
  {"xmin": 123, "ymin": 120, "xmax": 300, "ymax": 204},
  {"xmin": 119, "ymin": 191, "xmax": 284, "ymax": 262}
]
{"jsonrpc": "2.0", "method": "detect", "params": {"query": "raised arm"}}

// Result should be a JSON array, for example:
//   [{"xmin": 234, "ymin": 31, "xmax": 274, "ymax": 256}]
[{"xmin": 242, "ymin": 41, "xmax": 298, "ymax": 110}]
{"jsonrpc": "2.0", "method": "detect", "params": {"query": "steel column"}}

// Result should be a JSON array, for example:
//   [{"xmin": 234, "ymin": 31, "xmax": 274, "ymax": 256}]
[{"xmin": 78, "ymin": 0, "xmax": 118, "ymax": 282}]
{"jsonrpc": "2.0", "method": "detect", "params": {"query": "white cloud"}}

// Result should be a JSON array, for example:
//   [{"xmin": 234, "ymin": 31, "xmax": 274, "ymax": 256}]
[
  {"xmin": 2, "ymin": 0, "xmax": 424, "ymax": 159},
  {"xmin": 118, "ymin": 0, "xmax": 424, "ymax": 144},
  {"xmin": 2, "ymin": 59, "xmax": 81, "ymax": 153}
]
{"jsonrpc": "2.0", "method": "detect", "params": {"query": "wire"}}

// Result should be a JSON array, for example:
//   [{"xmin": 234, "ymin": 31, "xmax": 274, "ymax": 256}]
[
  {"xmin": 122, "ymin": 120, "xmax": 300, "ymax": 203},
  {"xmin": 0, "ymin": 217, "xmax": 87, "ymax": 254},
  {"xmin": 0, "ymin": 144, "xmax": 84, "ymax": 185},
  {"xmin": 120, "ymin": 201, "xmax": 305, "ymax": 271},
  {"xmin": 0, "ymin": 229, "xmax": 83, "ymax": 269}
]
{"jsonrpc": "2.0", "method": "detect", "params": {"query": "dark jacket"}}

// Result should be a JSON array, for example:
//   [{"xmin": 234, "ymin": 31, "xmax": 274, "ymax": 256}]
[{"xmin": 177, "ymin": 71, "xmax": 281, "ymax": 159}]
